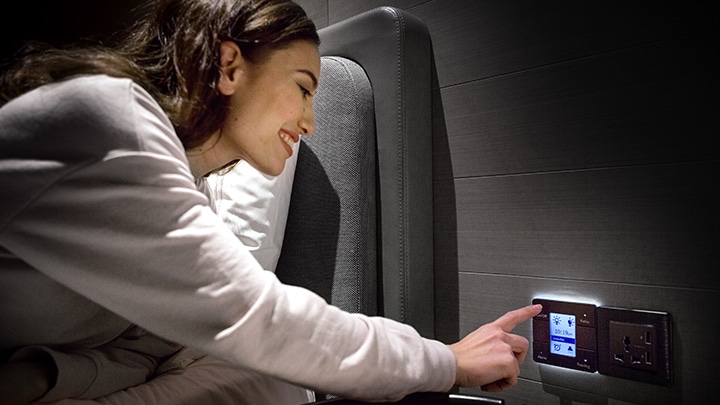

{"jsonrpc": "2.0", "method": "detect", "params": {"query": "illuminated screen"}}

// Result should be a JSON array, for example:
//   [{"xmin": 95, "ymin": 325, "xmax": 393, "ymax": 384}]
[{"xmin": 549, "ymin": 312, "xmax": 576, "ymax": 358}]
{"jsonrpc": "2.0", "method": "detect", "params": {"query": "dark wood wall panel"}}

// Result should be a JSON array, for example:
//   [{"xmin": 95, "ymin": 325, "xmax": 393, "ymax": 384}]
[
  {"xmin": 410, "ymin": 0, "xmax": 714, "ymax": 88},
  {"xmin": 458, "ymin": 273, "xmax": 718, "ymax": 404},
  {"xmin": 448, "ymin": 162, "xmax": 718, "ymax": 289},
  {"xmin": 434, "ymin": 32, "xmax": 715, "ymax": 179}
]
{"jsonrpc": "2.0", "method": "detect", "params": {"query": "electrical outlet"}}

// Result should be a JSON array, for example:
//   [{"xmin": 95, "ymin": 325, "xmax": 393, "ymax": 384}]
[
  {"xmin": 597, "ymin": 306, "xmax": 672, "ymax": 386},
  {"xmin": 609, "ymin": 321, "xmax": 656, "ymax": 372}
]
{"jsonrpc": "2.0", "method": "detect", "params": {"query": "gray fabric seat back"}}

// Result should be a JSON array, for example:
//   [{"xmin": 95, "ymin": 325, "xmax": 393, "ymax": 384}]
[
  {"xmin": 276, "ymin": 6, "xmax": 434, "ymax": 338},
  {"xmin": 276, "ymin": 57, "xmax": 377, "ymax": 315}
]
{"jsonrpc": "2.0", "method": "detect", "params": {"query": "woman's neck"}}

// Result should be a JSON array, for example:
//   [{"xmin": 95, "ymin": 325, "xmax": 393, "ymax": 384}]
[{"xmin": 185, "ymin": 132, "xmax": 227, "ymax": 178}]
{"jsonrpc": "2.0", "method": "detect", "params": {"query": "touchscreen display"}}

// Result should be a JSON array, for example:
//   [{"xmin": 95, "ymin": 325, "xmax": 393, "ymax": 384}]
[{"xmin": 550, "ymin": 312, "xmax": 576, "ymax": 358}]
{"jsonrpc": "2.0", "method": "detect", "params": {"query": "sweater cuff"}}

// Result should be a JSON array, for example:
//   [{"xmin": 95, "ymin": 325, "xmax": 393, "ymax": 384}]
[
  {"xmin": 10, "ymin": 346, "xmax": 97, "ymax": 403},
  {"xmin": 423, "ymin": 338, "xmax": 457, "ymax": 393}
]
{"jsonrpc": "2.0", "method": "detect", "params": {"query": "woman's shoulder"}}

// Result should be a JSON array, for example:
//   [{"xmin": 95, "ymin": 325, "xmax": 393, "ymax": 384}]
[
  {"xmin": 4, "ymin": 74, "xmax": 137, "ymax": 112},
  {"xmin": 51, "ymin": 74, "xmax": 135, "ymax": 97},
  {"xmin": 1, "ymin": 74, "xmax": 177, "ymax": 157},
  {"xmin": 9, "ymin": 75, "xmax": 146, "ymax": 126}
]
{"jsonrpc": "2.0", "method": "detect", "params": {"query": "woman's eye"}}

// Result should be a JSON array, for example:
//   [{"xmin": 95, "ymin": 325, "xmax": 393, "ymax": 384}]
[{"xmin": 298, "ymin": 84, "xmax": 312, "ymax": 98}]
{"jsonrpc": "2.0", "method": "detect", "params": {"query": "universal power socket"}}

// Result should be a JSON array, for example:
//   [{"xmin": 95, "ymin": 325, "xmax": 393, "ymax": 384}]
[
  {"xmin": 597, "ymin": 306, "xmax": 672, "ymax": 386},
  {"xmin": 609, "ymin": 321, "xmax": 656, "ymax": 372}
]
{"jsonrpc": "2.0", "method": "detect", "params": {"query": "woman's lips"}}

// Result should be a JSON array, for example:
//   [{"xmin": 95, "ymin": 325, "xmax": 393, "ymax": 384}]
[{"xmin": 279, "ymin": 130, "xmax": 296, "ymax": 156}]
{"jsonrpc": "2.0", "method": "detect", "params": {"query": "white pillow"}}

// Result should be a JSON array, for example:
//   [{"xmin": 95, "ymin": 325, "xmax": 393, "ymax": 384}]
[{"xmin": 205, "ymin": 142, "xmax": 298, "ymax": 272}]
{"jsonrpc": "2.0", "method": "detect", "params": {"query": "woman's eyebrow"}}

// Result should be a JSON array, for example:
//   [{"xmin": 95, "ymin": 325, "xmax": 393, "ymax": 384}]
[{"xmin": 297, "ymin": 69, "xmax": 318, "ymax": 89}]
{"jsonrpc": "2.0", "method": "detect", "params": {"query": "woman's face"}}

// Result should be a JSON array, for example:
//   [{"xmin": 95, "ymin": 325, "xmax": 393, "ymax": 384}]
[{"xmin": 210, "ymin": 39, "xmax": 320, "ymax": 177}]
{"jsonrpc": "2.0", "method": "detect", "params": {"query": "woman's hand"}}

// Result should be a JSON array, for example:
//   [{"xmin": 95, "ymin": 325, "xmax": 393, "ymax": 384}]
[{"xmin": 448, "ymin": 304, "xmax": 542, "ymax": 392}]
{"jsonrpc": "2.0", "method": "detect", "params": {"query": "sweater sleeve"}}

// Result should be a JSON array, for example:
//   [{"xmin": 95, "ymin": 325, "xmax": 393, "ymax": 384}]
[{"xmin": 0, "ymin": 76, "xmax": 455, "ymax": 401}]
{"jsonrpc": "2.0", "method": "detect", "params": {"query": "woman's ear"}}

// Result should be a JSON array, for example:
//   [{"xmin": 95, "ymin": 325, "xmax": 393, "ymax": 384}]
[{"xmin": 217, "ymin": 41, "xmax": 244, "ymax": 96}]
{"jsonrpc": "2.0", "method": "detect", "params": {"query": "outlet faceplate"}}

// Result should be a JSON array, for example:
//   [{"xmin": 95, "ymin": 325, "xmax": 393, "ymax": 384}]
[{"xmin": 597, "ymin": 307, "xmax": 672, "ymax": 386}]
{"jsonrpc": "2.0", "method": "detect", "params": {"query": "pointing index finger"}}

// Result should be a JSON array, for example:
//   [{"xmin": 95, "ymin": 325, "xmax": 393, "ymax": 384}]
[{"xmin": 494, "ymin": 304, "xmax": 543, "ymax": 332}]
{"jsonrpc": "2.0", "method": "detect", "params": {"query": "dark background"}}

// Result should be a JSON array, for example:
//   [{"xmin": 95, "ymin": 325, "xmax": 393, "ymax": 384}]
[{"xmin": 1, "ymin": 1, "xmax": 145, "ymax": 64}]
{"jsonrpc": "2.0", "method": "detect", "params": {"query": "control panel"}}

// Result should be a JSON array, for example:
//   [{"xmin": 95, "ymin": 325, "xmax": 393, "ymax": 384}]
[
  {"xmin": 532, "ymin": 298, "xmax": 672, "ymax": 386},
  {"xmin": 532, "ymin": 298, "xmax": 597, "ymax": 372}
]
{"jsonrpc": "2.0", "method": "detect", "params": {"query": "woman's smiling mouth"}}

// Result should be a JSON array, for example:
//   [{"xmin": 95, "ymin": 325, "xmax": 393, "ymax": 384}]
[{"xmin": 279, "ymin": 130, "xmax": 297, "ymax": 156}]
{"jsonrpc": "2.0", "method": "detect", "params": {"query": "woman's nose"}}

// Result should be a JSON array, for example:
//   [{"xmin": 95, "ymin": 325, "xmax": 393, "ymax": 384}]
[{"xmin": 299, "ymin": 101, "xmax": 315, "ymax": 136}]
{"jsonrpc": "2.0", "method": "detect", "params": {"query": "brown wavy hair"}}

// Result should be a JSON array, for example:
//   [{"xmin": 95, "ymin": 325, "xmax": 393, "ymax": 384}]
[{"xmin": 0, "ymin": 0, "xmax": 319, "ymax": 149}]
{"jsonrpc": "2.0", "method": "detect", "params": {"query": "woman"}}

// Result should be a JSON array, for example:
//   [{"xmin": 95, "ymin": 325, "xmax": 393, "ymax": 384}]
[{"xmin": 0, "ymin": 0, "xmax": 541, "ymax": 403}]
